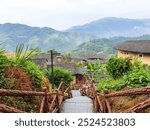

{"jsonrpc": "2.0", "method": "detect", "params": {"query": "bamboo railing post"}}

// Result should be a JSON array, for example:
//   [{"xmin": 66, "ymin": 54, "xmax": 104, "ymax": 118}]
[
  {"xmin": 92, "ymin": 81, "xmax": 98, "ymax": 112},
  {"xmin": 49, "ymin": 94, "xmax": 56, "ymax": 112},
  {"xmin": 40, "ymin": 87, "xmax": 47, "ymax": 113},
  {"xmin": 97, "ymin": 94, "xmax": 104, "ymax": 113},
  {"xmin": 94, "ymin": 96, "xmax": 98, "ymax": 113},
  {"xmin": 39, "ymin": 97, "xmax": 45, "ymax": 113},
  {"xmin": 43, "ymin": 87, "xmax": 49, "ymax": 113},
  {"xmin": 101, "ymin": 94, "xmax": 107, "ymax": 113},
  {"xmin": 103, "ymin": 90, "xmax": 111, "ymax": 113},
  {"xmin": 55, "ymin": 89, "xmax": 59, "ymax": 112},
  {"xmin": 105, "ymin": 98, "xmax": 111, "ymax": 113},
  {"xmin": 68, "ymin": 87, "xmax": 72, "ymax": 98},
  {"xmin": 61, "ymin": 79, "xmax": 65, "ymax": 95}
]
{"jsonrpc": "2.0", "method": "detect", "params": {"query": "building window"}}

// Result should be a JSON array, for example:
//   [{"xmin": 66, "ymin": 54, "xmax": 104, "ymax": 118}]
[
  {"xmin": 138, "ymin": 53, "xmax": 143, "ymax": 58},
  {"xmin": 57, "ymin": 56, "xmax": 62, "ymax": 63}
]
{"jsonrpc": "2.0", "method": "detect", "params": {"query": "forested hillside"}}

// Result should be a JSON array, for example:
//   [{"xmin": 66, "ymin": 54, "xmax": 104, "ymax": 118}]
[
  {"xmin": 0, "ymin": 23, "xmax": 95, "ymax": 52},
  {"xmin": 70, "ymin": 35, "xmax": 150, "ymax": 56}
]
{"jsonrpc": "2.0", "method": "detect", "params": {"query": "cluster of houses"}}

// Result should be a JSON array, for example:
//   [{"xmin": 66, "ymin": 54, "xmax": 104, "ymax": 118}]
[
  {"xmin": 5, "ymin": 40, "xmax": 150, "ymax": 83},
  {"xmin": 31, "ymin": 53, "xmax": 107, "ymax": 84}
]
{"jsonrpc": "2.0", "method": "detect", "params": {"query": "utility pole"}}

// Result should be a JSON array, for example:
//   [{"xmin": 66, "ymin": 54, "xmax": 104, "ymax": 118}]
[{"xmin": 51, "ymin": 50, "xmax": 54, "ymax": 88}]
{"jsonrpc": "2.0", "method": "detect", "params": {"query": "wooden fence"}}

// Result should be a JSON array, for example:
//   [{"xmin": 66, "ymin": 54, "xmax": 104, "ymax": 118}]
[
  {"xmin": 81, "ymin": 81, "xmax": 150, "ymax": 113},
  {"xmin": 0, "ymin": 79, "xmax": 72, "ymax": 113},
  {"xmin": 0, "ymin": 79, "xmax": 150, "ymax": 113}
]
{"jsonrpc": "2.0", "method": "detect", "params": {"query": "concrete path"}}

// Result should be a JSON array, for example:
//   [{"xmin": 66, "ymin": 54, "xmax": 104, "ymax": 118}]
[{"xmin": 60, "ymin": 90, "xmax": 93, "ymax": 113}]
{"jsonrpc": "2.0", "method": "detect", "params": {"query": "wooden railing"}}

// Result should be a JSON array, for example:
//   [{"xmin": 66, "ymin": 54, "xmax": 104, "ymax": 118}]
[
  {"xmin": 0, "ymin": 79, "xmax": 72, "ymax": 113},
  {"xmin": 81, "ymin": 80, "xmax": 150, "ymax": 113},
  {"xmin": 49, "ymin": 79, "xmax": 73, "ymax": 113},
  {"xmin": 1, "ymin": 78, "xmax": 149, "ymax": 113},
  {"xmin": 104, "ymin": 86, "xmax": 150, "ymax": 113}
]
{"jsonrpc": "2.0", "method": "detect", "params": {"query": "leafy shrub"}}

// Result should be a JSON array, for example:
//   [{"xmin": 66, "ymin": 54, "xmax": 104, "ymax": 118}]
[
  {"xmin": 124, "ymin": 69, "xmax": 150, "ymax": 88},
  {"xmin": 98, "ymin": 79, "xmax": 111, "ymax": 92},
  {"xmin": 0, "ymin": 55, "xmax": 13, "ymax": 88},
  {"xmin": 0, "ymin": 46, "xmax": 45, "ymax": 112},
  {"xmin": 123, "ymin": 59, "xmax": 150, "ymax": 88},
  {"xmin": 87, "ymin": 62, "xmax": 102, "ymax": 72},
  {"xmin": 98, "ymin": 78, "xmax": 126, "ymax": 92},
  {"xmin": 0, "ymin": 55, "xmax": 11, "ymax": 72},
  {"xmin": 87, "ymin": 62, "xmax": 102, "ymax": 81},
  {"xmin": 76, "ymin": 62, "xmax": 85, "ymax": 68},
  {"xmin": 44, "ymin": 67, "xmax": 73, "ymax": 89},
  {"xmin": 0, "ymin": 54, "xmax": 44, "ymax": 89},
  {"xmin": 1, "ymin": 96, "xmax": 40, "ymax": 112},
  {"xmin": 106, "ymin": 56, "xmax": 132, "ymax": 79},
  {"xmin": 13, "ymin": 44, "xmax": 44, "ymax": 89}
]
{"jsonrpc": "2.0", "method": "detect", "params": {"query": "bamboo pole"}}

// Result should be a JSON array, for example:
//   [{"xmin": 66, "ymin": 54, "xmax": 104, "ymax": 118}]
[
  {"xmin": 125, "ymin": 99, "xmax": 150, "ymax": 113},
  {"xmin": 105, "ymin": 87, "xmax": 150, "ymax": 98},
  {"xmin": 0, "ymin": 104, "xmax": 25, "ymax": 113},
  {"xmin": 44, "ymin": 88, "xmax": 49, "ymax": 113},
  {"xmin": 0, "ymin": 89, "xmax": 50, "ymax": 96},
  {"xmin": 105, "ymin": 98, "xmax": 111, "ymax": 113},
  {"xmin": 101, "ymin": 94, "xmax": 107, "ymax": 113},
  {"xmin": 96, "ymin": 95, "xmax": 104, "ymax": 112},
  {"xmin": 39, "ymin": 97, "xmax": 45, "ymax": 113},
  {"xmin": 0, "ymin": 89, "xmax": 68, "ymax": 97}
]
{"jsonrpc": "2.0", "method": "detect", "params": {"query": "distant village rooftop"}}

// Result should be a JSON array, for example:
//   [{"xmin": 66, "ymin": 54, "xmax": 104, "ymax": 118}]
[
  {"xmin": 83, "ymin": 54, "xmax": 108, "ymax": 60},
  {"xmin": 31, "ymin": 53, "xmax": 62, "ymax": 59},
  {"xmin": 50, "ymin": 63, "xmax": 87, "ymax": 75},
  {"xmin": 114, "ymin": 40, "xmax": 150, "ymax": 54}
]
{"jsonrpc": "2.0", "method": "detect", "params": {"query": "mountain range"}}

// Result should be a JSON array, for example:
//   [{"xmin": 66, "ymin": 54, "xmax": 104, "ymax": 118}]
[
  {"xmin": 1, "ymin": 17, "xmax": 150, "ymax": 52},
  {"xmin": 67, "ymin": 17, "xmax": 150, "ymax": 38},
  {"xmin": 0, "ymin": 23, "xmax": 95, "ymax": 52}
]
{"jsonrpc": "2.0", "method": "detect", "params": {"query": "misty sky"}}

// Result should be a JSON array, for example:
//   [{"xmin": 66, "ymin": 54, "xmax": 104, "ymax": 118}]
[{"xmin": 0, "ymin": 0, "xmax": 150, "ymax": 30}]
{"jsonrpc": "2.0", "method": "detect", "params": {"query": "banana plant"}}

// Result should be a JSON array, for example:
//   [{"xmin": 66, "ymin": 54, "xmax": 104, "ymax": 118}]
[{"xmin": 87, "ymin": 62, "xmax": 102, "ymax": 80}]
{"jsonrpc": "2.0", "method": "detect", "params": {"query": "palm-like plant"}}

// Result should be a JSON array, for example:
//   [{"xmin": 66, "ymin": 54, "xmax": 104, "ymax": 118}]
[
  {"xmin": 15, "ymin": 44, "xmax": 39, "ymax": 63},
  {"xmin": 87, "ymin": 62, "xmax": 101, "ymax": 72},
  {"xmin": 87, "ymin": 62, "xmax": 102, "ymax": 80}
]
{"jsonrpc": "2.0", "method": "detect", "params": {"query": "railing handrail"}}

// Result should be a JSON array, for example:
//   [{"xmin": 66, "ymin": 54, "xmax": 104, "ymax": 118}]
[
  {"xmin": 0, "ymin": 89, "xmax": 70, "ymax": 98},
  {"xmin": 105, "ymin": 86, "xmax": 150, "ymax": 98}
]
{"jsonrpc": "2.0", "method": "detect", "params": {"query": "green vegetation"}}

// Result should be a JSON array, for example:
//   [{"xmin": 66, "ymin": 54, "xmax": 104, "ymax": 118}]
[
  {"xmin": 0, "ymin": 55, "xmax": 12, "ymax": 88},
  {"xmin": 106, "ymin": 56, "xmax": 132, "ymax": 79},
  {"xmin": 98, "ymin": 78, "xmax": 127, "ymax": 92},
  {"xmin": 15, "ymin": 59, "xmax": 44, "ymax": 89},
  {"xmin": 124, "ymin": 60, "xmax": 150, "ymax": 88},
  {"xmin": 0, "ymin": 45, "xmax": 46, "ymax": 112},
  {"xmin": 14, "ymin": 44, "xmax": 45, "ymax": 88},
  {"xmin": 0, "ymin": 55, "xmax": 44, "ymax": 90},
  {"xmin": 87, "ymin": 62, "xmax": 102, "ymax": 80},
  {"xmin": 2, "ymin": 96, "xmax": 40, "ymax": 112},
  {"xmin": 97, "ymin": 57, "xmax": 150, "ymax": 92},
  {"xmin": 44, "ymin": 67, "xmax": 73, "ymax": 89}
]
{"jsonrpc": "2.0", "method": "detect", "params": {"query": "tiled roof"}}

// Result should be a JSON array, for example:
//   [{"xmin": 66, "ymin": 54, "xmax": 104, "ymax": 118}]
[
  {"xmin": 54, "ymin": 63, "xmax": 86, "ymax": 75},
  {"xmin": 114, "ymin": 40, "xmax": 150, "ymax": 54}
]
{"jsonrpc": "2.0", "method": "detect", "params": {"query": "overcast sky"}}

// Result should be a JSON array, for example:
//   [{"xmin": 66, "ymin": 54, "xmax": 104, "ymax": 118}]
[{"xmin": 0, "ymin": 0, "xmax": 150, "ymax": 30}]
